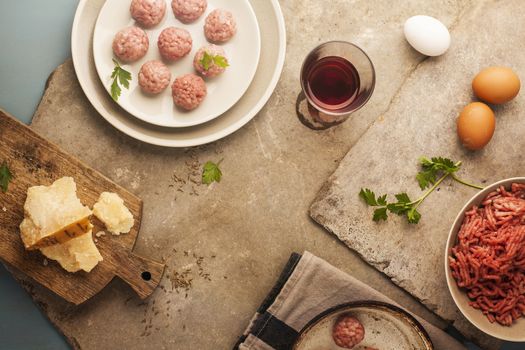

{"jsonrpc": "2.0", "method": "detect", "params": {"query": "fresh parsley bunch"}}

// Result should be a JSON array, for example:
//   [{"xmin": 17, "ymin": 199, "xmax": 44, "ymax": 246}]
[{"xmin": 360, "ymin": 157, "xmax": 483, "ymax": 224}]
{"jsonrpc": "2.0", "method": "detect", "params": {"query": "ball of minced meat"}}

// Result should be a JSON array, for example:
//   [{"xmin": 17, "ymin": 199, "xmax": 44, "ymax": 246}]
[
  {"xmin": 204, "ymin": 9, "xmax": 237, "ymax": 42},
  {"xmin": 157, "ymin": 27, "xmax": 192, "ymax": 61},
  {"xmin": 130, "ymin": 0, "xmax": 166, "ymax": 28},
  {"xmin": 171, "ymin": 0, "xmax": 207, "ymax": 23},
  {"xmin": 193, "ymin": 45, "xmax": 228, "ymax": 78},
  {"xmin": 171, "ymin": 74, "xmax": 207, "ymax": 110},
  {"xmin": 332, "ymin": 315, "xmax": 365, "ymax": 349},
  {"xmin": 138, "ymin": 60, "xmax": 171, "ymax": 94},
  {"xmin": 112, "ymin": 26, "xmax": 149, "ymax": 62}
]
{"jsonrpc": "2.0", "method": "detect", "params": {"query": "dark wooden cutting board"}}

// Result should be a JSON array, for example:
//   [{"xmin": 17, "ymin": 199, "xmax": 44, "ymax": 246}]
[{"xmin": 0, "ymin": 109, "xmax": 165, "ymax": 304}]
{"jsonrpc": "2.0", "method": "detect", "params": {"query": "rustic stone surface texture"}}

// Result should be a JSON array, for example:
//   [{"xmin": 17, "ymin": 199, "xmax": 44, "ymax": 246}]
[
  {"xmin": 7, "ymin": 0, "xmax": 504, "ymax": 349},
  {"xmin": 311, "ymin": 0, "xmax": 524, "ymax": 349}
]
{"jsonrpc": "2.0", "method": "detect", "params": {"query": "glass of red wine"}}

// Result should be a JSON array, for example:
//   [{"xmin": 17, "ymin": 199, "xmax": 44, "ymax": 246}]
[{"xmin": 298, "ymin": 41, "xmax": 375, "ymax": 129}]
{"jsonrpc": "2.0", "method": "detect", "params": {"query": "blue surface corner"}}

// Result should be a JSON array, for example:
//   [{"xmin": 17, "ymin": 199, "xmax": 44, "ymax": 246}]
[{"xmin": 0, "ymin": 0, "xmax": 79, "ymax": 124}]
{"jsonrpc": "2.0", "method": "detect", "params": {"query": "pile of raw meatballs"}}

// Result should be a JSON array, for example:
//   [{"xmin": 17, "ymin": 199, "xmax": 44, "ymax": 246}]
[{"xmin": 112, "ymin": 0, "xmax": 236, "ymax": 110}]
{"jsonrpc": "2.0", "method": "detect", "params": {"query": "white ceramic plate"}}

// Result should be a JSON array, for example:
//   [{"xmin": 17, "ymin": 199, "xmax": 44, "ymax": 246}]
[
  {"xmin": 445, "ymin": 177, "xmax": 525, "ymax": 342},
  {"xmin": 72, "ymin": 0, "xmax": 285, "ymax": 147},
  {"xmin": 71, "ymin": 0, "xmax": 286, "ymax": 147},
  {"xmin": 93, "ymin": 0, "xmax": 260, "ymax": 127},
  {"xmin": 294, "ymin": 301, "xmax": 433, "ymax": 350}
]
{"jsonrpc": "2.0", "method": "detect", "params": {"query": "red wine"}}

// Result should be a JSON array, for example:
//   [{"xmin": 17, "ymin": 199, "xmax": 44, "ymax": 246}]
[{"xmin": 305, "ymin": 56, "xmax": 360, "ymax": 110}]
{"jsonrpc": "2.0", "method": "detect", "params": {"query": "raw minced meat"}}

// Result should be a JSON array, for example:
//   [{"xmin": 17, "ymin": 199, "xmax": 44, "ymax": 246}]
[
  {"xmin": 332, "ymin": 314, "xmax": 365, "ymax": 349},
  {"xmin": 171, "ymin": 0, "xmax": 207, "ymax": 23},
  {"xmin": 204, "ymin": 8, "xmax": 237, "ymax": 42},
  {"xmin": 138, "ymin": 60, "xmax": 171, "ymax": 94},
  {"xmin": 171, "ymin": 73, "xmax": 207, "ymax": 110},
  {"xmin": 157, "ymin": 27, "xmax": 192, "ymax": 61},
  {"xmin": 130, "ymin": 0, "xmax": 166, "ymax": 27},
  {"xmin": 112, "ymin": 26, "xmax": 149, "ymax": 62}
]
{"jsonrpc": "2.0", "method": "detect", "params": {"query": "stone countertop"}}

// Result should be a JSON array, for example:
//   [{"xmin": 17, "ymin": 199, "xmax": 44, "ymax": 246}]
[{"xmin": 7, "ymin": 0, "xmax": 506, "ymax": 349}]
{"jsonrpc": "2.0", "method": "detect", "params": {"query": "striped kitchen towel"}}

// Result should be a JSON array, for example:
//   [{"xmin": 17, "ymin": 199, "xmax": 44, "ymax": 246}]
[{"xmin": 235, "ymin": 251, "xmax": 467, "ymax": 350}]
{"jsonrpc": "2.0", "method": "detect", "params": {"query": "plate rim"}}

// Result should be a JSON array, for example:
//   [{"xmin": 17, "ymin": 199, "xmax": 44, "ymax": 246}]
[
  {"xmin": 71, "ymin": 0, "xmax": 286, "ymax": 147},
  {"xmin": 91, "ymin": 0, "xmax": 262, "ymax": 128},
  {"xmin": 444, "ymin": 177, "xmax": 525, "ymax": 342},
  {"xmin": 293, "ymin": 300, "xmax": 434, "ymax": 350}
]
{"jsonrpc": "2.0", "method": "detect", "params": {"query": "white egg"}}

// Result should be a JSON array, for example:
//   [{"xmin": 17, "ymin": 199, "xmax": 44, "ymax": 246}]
[{"xmin": 404, "ymin": 15, "xmax": 451, "ymax": 56}]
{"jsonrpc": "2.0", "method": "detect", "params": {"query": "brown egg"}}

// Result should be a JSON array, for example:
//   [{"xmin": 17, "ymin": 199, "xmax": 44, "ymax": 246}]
[
  {"xmin": 457, "ymin": 102, "xmax": 495, "ymax": 150},
  {"xmin": 472, "ymin": 66, "xmax": 520, "ymax": 104}
]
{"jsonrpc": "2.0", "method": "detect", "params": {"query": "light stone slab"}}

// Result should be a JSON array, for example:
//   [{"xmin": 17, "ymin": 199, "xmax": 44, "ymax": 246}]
[{"xmin": 311, "ymin": 1, "xmax": 525, "ymax": 349}]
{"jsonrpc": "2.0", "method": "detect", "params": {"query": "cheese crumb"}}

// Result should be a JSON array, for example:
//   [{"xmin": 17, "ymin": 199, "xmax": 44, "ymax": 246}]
[
  {"xmin": 93, "ymin": 192, "xmax": 134, "ymax": 235},
  {"xmin": 40, "ymin": 231, "xmax": 103, "ymax": 273},
  {"xmin": 95, "ymin": 231, "xmax": 106, "ymax": 238},
  {"xmin": 2, "ymin": 207, "xmax": 6, "ymax": 212}
]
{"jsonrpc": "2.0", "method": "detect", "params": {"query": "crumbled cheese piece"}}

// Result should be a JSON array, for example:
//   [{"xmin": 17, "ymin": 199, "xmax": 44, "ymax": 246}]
[
  {"xmin": 20, "ymin": 177, "xmax": 92, "ymax": 249},
  {"xmin": 2, "ymin": 207, "xmax": 6, "ymax": 212},
  {"xmin": 93, "ymin": 192, "xmax": 134, "ymax": 235},
  {"xmin": 40, "ymin": 231, "xmax": 103, "ymax": 273},
  {"xmin": 95, "ymin": 231, "xmax": 106, "ymax": 238}
]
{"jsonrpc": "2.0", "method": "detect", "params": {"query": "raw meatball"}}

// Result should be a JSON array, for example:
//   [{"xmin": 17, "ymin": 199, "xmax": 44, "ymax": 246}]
[
  {"xmin": 138, "ymin": 60, "xmax": 171, "ymax": 94},
  {"xmin": 332, "ymin": 315, "xmax": 365, "ymax": 349},
  {"xmin": 112, "ymin": 26, "xmax": 149, "ymax": 62},
  {"xmin": 157, "ymin": 27, "xmax": 192, "ymax": 61},
  {"xmin": 171, "ymin": 0, "xmax": 207, "ymax": 23},
  {"xmin": 193, "ymin": 45, "xmax": 228, "ymax": 78},
  {"xmin": 204, "ymin": 9, "xmax": 237, "ymax": 42},
  {"xmin": 171, "ymin": 73, "xmax": 207, "ymax": 110},
  {"xmin": 130, "ymin": 0, "xmax": 166, "ymax": 27}
]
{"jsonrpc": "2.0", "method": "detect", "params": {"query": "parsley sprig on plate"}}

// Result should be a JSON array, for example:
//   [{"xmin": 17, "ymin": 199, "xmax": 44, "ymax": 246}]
[
  {"xmin": 110, "ymin": 59, "xmax": 132, "ymax": 102},
  {"xmin": 360, "ymin": 157, "xmax": 483, "ymax": 224},
  {"xmin": 199, "ymin": 52, "xmax": 229, "ymax": 71}
]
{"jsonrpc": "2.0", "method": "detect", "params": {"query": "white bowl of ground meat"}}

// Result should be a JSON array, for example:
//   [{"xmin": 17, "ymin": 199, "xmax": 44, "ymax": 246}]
[
  {"xmin": 445, "ymin": 177, "xmax": 525, "ymax": 341},
  {"xmin": 92, "ymin": 0, "xmax": 260, "ymax": 128}
]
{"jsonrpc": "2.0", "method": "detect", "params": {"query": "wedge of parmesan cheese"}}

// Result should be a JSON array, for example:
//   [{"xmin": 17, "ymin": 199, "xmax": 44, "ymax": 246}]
[
  {"xmin": 93, "ymin": 192, "xmax": 134, "ymax": 235},
  {"xmin": 40, "ymin": 230, "xmax": 103, "ymax": 273},
  {"xmin": 20, "ymin": 177, "xmax": 92, "ymax": 250}
]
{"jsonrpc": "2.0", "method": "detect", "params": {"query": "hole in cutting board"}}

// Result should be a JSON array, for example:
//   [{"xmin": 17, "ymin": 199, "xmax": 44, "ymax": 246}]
[{"xmin": 141, "ymin": 271, "xmax": 151, "ymax": 281}]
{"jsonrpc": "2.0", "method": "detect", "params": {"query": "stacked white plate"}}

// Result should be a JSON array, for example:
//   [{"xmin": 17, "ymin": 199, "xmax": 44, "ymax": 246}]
[{"xmin": 72, "ymin": 0, "xmax": 286, "ymax": 147}]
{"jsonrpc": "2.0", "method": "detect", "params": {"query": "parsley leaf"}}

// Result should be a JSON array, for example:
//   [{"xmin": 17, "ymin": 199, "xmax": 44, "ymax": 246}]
[
  {"xmin": 110, "ymin": 59, "xmax": 132, "ymax": 102},
  {"xmin": 407, "ymin": 207, "xmax": 421, "ymax": 224},
  {"xmin": 111, "ymin": 78, "xmax": 121, "ymax": 102},
  {"xmin": 395, "ymin": 193, "xmax": 411, "ymax": 203},
  {"xmin": 200, "ymin": 52, "xmax": 214, "ymax": 71},
  {"xmin": 199, "ymin": 52, "xmax": 229, "ymax": 71},
  {"xmin": 0, "ymin": 162, "xmax": 13, "ymax": 193},
  {"xmin": 373, "ymin": 207, "xmax": 388, "ymax": 222},
  {"xmin": 213, "ymin": 55, "xmax": 229, "ymax": 68},
  {"xmin": 416, "ymin": 157, "xmax": 460, "ymax": 190},
  {"xmin": 359, "ymin": 188, "xmax": 378, "ymax": 206},
  {"xmin": 202, "ymin": 160, "xmax": 223, "ymax": 185}
]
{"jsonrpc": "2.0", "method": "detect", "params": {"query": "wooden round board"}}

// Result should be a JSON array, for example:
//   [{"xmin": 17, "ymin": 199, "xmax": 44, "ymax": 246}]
[{"xmin": 0, "ymin": 109, "xmax": 165, "ymax": 304}]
